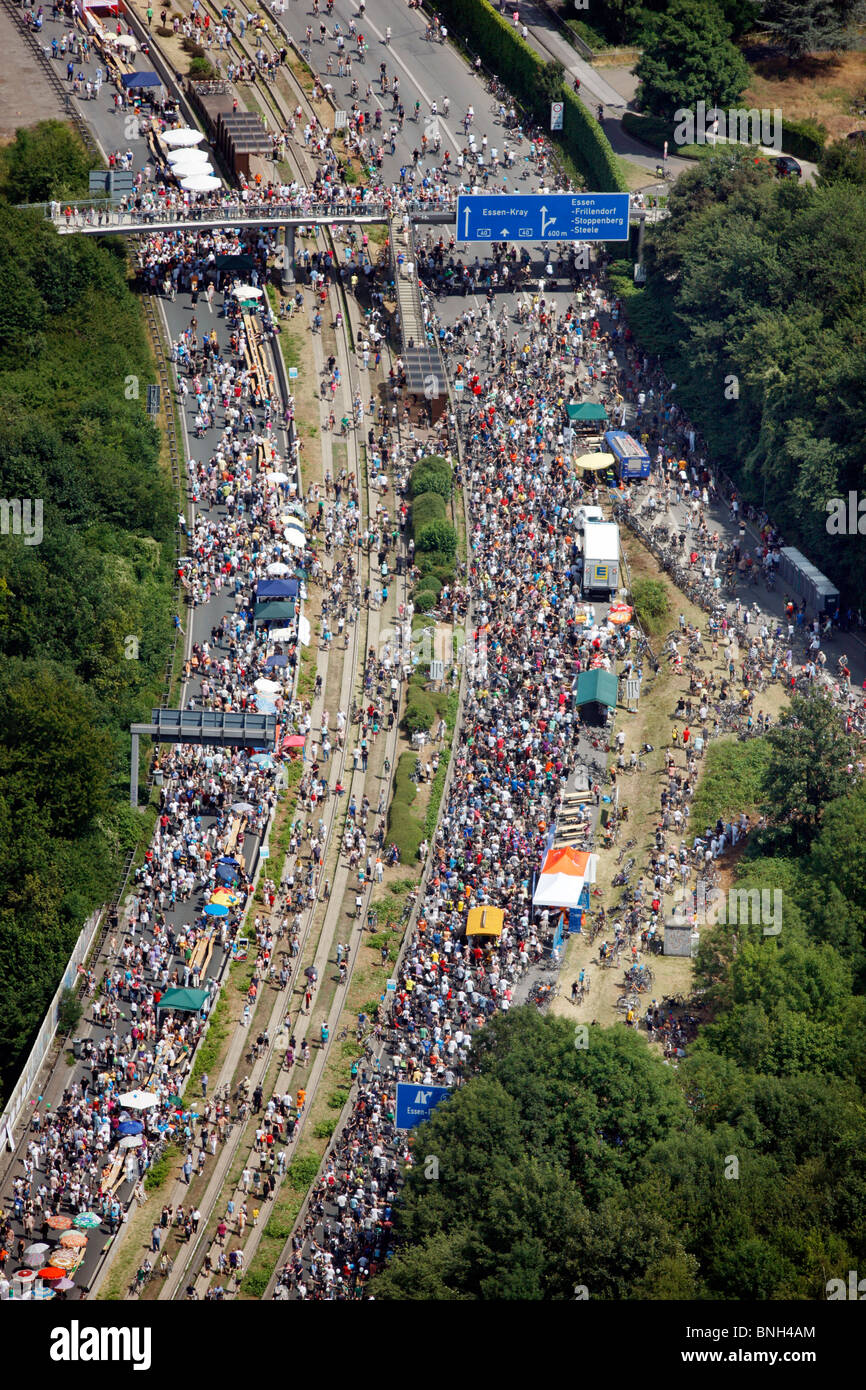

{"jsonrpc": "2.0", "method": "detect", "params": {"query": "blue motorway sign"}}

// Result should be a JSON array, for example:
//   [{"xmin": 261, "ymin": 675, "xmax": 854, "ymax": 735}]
[
  {"xmin": 456, "ymin": 193, "xmax": 631, "ymax": 243},
  {"xmin": 395, "ymin": 1082, "xmax": 453, "ymax": 1130}
]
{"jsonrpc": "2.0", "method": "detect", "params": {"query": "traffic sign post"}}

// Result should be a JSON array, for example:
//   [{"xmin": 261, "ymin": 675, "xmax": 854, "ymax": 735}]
[
  {"xmin": 456, "ymin": 192, "xmax": 631, "ymax": 242},
  {"xmin": 395, "ymin": 1082, "xmax": 453, "ymax": 1130},
  {"xmin": 622, "ymin": 677, "xmax": 640, "ymax": 711},
  {"xmin": 550, "ymin": 101, "xmax": 564, "ymax": 131}
]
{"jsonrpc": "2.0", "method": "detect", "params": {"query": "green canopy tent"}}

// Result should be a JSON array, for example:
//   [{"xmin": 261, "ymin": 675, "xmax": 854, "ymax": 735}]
[
  {"xmin": 565, "ymin": 402, "xmax": 608, "ymax": 423},
  {"xmin": 156, "ymin": 987, "xmax": 209, "ymax": 1019},
  {"xmin": 573, "ymin": 669, "xmax": 619, "ymax": 726},
  {"xmin": 214, "ymin": 254, "xmax": 256, "ymax": 272},
  {"xmin": 254, "ymin": 599, "xmax": 296, "ymax": 625}
]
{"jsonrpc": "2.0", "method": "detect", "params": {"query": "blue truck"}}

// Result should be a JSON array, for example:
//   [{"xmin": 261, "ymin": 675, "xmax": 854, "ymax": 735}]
[{"xmin": 605, "ymin": 430, "xmax": 651, "ymax": 481}]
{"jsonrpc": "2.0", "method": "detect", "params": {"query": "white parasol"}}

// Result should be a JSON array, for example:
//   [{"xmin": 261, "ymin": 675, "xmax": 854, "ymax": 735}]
[
  {"xmin": 118, "ymin": 1089, "xmax": 159, "ymax": 1109},
  {"xmin": 167, "ymin": 148, "xmax": 212, "ymax": 167},
  {"xmin": 181, "ymin": 174, "xmax": 223, "ymax": 192},
  {"xmin": 162, "ymin": 127, "xmax": 206, "ymax": 148}
]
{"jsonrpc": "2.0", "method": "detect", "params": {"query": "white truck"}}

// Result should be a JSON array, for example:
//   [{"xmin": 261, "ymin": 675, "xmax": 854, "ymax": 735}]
[
  {"xmin": 575, "ymin": 504, "xmax": 605, "ymax": 532},
  {"xmin": 581, "ymin": 521, "xmax": 620, "ymax": 595}
]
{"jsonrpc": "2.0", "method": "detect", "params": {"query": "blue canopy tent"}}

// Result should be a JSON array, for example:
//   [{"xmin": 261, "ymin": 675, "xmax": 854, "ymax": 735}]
[
  {"xmin": 121, "ymin": 71, "xmax": 164, "ymax": 90},
  {"xmin": 264, "ymin": 653, "xmax": 289, "ymax": 670},
  {"xmin": 255, "ymin": 579, "xmax": 299, "ymax": 600}
]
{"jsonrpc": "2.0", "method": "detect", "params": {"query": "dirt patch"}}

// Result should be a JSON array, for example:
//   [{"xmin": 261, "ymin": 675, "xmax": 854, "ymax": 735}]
[
  {"xmin": 550, "ymin": 518, "xmax": 791, "ymax": 1032},
  {"xmin": 743, "ymin": 46, "xmax": 866, "ymax": 140}
]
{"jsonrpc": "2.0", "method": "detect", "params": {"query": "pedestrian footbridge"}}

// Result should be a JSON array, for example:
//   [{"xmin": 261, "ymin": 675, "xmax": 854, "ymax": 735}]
[{"xmin": 25, "ymin": 198, "xmax": 455, "ymax": 236}]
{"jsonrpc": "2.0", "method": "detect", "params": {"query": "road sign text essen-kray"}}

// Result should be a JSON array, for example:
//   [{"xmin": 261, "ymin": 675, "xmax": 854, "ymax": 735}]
[{"xmin": 457, "ymin": 193, "xmax": 631, "ymax": 243}]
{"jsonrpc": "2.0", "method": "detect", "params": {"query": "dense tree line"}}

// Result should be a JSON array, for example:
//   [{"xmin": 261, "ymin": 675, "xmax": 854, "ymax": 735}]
[
  {"xmin": 575, "ymin": 0, "xmax": 860, "ymax": 60},
  {"xmin": 609, "ymin": 151, "xmax": 866, "ymax": 601},
  {"xmin": 0, "ymin": 127, "xmax": 176, "ymax": 1100},
  {"xmin": 373, "ymin": 696, "xmax": 866, "ymax": 1298}
]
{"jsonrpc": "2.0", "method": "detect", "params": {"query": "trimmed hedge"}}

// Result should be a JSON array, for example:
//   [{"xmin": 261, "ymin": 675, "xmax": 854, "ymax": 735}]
[
  {"xmin": 402, "ymin": 687, "xmax": 436, "ymax": 737},
  {"xmin": 623, "ymin": 110, "xmax": 827, "ymax": 164},
  {"xmin": 411, "ymin": 490, "xmax": 447, "ymax": 538},
  {"xmin": 414, "ymin": 590, "xmax": 439, "ymax": 613},
  {"xmin": 431, "ymin": 0, "xmax": 626, "ymax": 191},
  {"xmin": 779, "ymin": 116, "xmax": 827, "ymax": 163},
  {"xmin": 386, "ymin": 800, "xmax": 425, "ymax": 863},
  {"xmin": 410, "ymin": 455, "xmax": 452, "ymax": 501},
  {"xmin": 416, "ymin": 518, "xmax": 457, "ymax": 556},
  {"xmin": 417, "ymin": 552, "xmax": 455, "ymax": 582},
  {"xmin": 393, "ymin": 750, "xmax": 418, "ymax": 806}
]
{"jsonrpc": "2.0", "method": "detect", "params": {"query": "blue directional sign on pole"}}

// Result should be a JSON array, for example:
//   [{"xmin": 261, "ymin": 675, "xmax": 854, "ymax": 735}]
[
  {"xmin": 395, "ymin": 1082, "xmax": 453, "ymax": 1130},
  {"xmin": 456, "ymin": 192, "xmax": 631, "ymax": 243}
]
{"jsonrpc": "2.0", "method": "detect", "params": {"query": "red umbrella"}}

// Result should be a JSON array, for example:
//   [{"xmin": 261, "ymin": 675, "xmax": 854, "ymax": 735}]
[
  {"xmin": 45, "ymin": 1215, "xmax": 73, "ymax": 1230},
  {"xmin": 38, "ymin": 1267, "xmax": 65, "ymax": 1281}
]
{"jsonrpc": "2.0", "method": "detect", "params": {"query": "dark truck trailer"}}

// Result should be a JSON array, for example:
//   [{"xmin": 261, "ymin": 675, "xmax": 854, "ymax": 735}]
[
  {"xmin": 604, "ymin": 430, "xmax": 650, "ymax": 481},
  {"xmin": 778, "ymin": 547, "xmax": 839, "ymax": 616}
]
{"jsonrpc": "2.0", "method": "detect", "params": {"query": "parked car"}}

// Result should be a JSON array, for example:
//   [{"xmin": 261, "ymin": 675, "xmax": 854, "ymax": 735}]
[{"xmin": 772, "ymin": 155, "xmax": 802, "ymax": 179}]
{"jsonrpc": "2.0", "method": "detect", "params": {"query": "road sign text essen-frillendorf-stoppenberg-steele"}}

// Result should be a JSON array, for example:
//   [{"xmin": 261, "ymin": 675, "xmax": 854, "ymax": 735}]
[{"xmin": 456, "ymin": 193, "xmax": 631, "ymax": 242}]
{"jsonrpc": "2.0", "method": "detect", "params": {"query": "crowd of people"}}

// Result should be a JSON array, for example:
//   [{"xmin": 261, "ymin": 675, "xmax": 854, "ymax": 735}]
[{"xmin": 0, "ymin": 213, "xmax": 325, "ymax": 1292}]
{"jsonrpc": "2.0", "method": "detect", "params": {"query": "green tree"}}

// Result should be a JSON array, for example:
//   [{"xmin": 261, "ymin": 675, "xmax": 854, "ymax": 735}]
[
  {"xmin": 817, "ymin": 139, "xmax": 866, "ymax": 189},
  {"xmin": 635, "ymin": 0, "xmax": 750, "ymax": 120},
  {"xmin": 416, "ymin": 518, "xmax": 457, "ymax": 556},
  {"xmin": 761, "ymin": 692, "xmax": 851, "ymax": 849},
  {"xmin": 0, "ymin": 121, "xmax": 92, "ymax": 203},
  {"xmin": 802, "ymin": 781, "xmax": 866, "ymax": 981},
  {"xmin": 630, "ymin": 576, "xmax": 669, "ymax": 633},
  {"xmin": 57, "ymin": 987, "xmax": 82, "ymax": 1035},
  {"xmin": 760, "ymin": 0, "xmax": 866, "ymax": 60},
  {"xmin": 537, "ymin": 59, "xmax": 565, "ymax": 104}
]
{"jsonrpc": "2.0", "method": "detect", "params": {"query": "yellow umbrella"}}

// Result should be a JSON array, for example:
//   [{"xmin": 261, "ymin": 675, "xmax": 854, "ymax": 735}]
[
  {"xmin": 574, "ymin": 452, "xmax": 616, "ymax": 471},
  {"xmin": 607, "ymin": 608, "xmax": 633, "ymax": 625},
  {"xmin": 210, "ymin": 889, "xmax": 241, "ymax": 907}
]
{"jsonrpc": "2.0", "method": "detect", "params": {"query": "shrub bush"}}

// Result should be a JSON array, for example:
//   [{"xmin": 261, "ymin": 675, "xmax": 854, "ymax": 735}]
[
  {"xmin": 413, "ymin": 589, "xmax": 438, "ymax": 613},
  {"xmin": 411, "ymin": 491, "xmax": 447, "ymax": 538},
  {"xmin": 416, "ymin": 518, "xmax": 457, "ymax": 556},
  {"xmin": 402, "ymin": 688, "xmax": 436, "ymax": 737},
  {"xmin": 410, "ymin": 455, "xmax": 452, "ymax": 501},
  {"xmin": 417, "ymin": 552, "xmax": 455, "ymax": 582},
  {"xmin": 189, "ymin": 56, "xmax": 216, "ymax": 78},
  {"xmin": 240, "ymin": 1271, "xmax": 270, "ymax": 1298},
  {"xmin": 57, "ymin": 986, "xmax": 82, "ymax": 1035},
  {"xmin": 631, "ymin": 577, "xmax": 670, "ymax": 635},
  {"xmin": 287, "ymin": 1156, "xmax": 320, "ymax": 1188},
  {"xmin": 420, "ymin": 575, "xmax": 443, "ymax": 597},
  {"xmin": 780, "ymin": 117, "xmax": 828, "ymax": 162}
]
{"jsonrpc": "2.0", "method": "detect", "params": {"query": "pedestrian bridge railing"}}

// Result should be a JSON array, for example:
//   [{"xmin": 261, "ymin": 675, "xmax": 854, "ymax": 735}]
[{"xmin": 22, "ymin": 198, "xmax": 662, "ymax": 237}]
